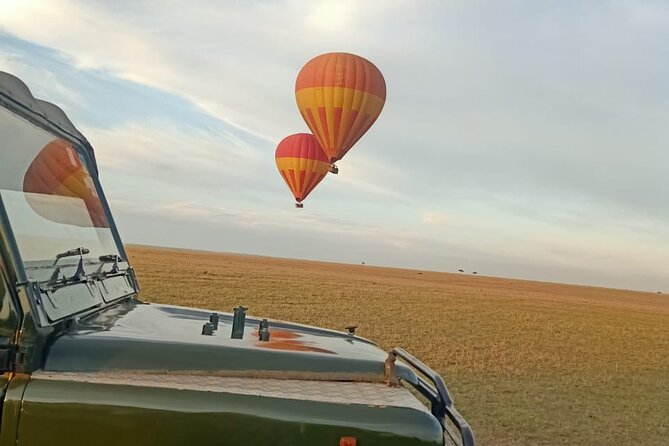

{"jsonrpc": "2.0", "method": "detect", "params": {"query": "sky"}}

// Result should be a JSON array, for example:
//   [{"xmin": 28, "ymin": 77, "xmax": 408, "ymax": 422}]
[{"xmin": 0, "ymin": 0, "xmax": 667, "ymax": 292}]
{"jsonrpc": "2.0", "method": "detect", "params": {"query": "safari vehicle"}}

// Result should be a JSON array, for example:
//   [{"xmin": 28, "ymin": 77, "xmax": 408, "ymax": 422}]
[{"xmin": 0, "ymin": 71, "xmax": 474, "ymax": 446}]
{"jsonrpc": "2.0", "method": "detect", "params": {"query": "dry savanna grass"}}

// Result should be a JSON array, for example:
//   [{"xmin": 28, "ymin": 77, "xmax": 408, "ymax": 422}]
[{"xmin": 127, "ymin": 245, "xmax": 669, "ymax": 446}]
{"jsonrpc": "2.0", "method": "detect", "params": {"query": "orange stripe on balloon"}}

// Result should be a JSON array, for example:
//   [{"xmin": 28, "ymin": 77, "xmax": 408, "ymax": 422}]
[{"xmin": 295, "ymin": 53, "xmax": 386, "ymax": 99}]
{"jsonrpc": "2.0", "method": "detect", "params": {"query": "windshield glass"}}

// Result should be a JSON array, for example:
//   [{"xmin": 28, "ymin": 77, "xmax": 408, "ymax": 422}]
[{"xmin": 0, "ymin": 106, "xmax": 120, "ymax": 280}]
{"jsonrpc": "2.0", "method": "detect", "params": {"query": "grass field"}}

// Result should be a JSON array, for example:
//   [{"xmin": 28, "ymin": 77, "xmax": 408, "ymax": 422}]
[{"xmin": 127, "ymin": 245, "xmax": 668, "ymax": 446}]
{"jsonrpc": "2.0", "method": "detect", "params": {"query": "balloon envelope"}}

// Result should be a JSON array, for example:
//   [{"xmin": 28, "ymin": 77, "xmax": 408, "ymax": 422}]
[
  {"xmin": 275, "ymin": 133, "xmax": 330, "ymax": 203},
  {"xmin": 295, "ymin": 52, "xmax": 386, "ymax": 163},
  {"xmin": 23, "ymin": 139, "xmax": 108, "ymax": 228}
]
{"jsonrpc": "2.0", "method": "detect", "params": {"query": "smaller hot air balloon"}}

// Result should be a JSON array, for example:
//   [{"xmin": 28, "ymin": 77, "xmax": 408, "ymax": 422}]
[
  {"xmin": 275, "ymin": 133, "xmax": 330, "ymax": 208},
  {"xmin": 23, "ymin": 139, "xmax": 108, "ymax": 227}
]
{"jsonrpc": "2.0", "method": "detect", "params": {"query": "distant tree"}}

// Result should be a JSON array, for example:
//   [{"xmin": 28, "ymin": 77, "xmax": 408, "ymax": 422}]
[
  {"xmin": 472, "ymin": 271, "xmax": 478, "ymax": 275},
  {"xmin": 361, "ymin": 261, "xmax": 366, "ymax": 265},
  {"xmin": 458, "ymin": 269, "xmax": 464, "ymax": 273}
]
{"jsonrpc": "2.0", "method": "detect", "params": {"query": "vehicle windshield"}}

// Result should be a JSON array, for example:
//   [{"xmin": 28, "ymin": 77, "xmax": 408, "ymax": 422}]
[{"xmin": 0, "ymin": 106, "xmax": 120, "ymax": 281}]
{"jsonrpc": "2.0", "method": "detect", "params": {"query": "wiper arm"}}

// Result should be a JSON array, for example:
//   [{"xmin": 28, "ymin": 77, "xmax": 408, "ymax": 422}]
[
  {"xmin": 98, "ymin": 254, "xmax": 123, "ymax": 276},
  {"xmin": 54, "ymin": 247, "xmax": 90, "ymax": 264},
  {"xmin": 99, "ymin": 254, "xmax": 121, "ymax": 262},
  {"xmin": 41, "ymin": 247, "xmax": 90, "ymax": 290}
]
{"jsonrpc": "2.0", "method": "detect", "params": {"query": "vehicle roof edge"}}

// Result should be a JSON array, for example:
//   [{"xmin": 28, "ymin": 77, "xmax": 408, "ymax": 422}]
[{"xmin": 0, "ymin": 71, "xmax": 97, "ymax": 171}]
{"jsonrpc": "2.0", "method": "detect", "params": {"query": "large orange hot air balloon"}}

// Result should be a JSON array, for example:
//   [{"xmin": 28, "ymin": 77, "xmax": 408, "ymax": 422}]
[
  {"xmin": 275, "ymin": 133, "xmax": 330, "ymax": 208},
  {"xmin": 23, "ymin": 139, "xmax": 108, "ymax": 227},
  {"xmin": 295, "ymin": 52, "xmax": 386, "ymax": 167}
]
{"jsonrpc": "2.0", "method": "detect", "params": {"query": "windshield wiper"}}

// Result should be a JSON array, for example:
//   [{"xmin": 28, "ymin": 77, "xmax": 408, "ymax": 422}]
[
  {"xmin": 54, "ymin": 247, "xmax": 90, "ymax": 264},
  {"xmin": 39, "ymin": 249, "xmax": 126, "ymax": 291},
  {"xmin": 98, "ymin": 254, "xmax": 123, "ymax": 277},
  {"xmin": 99, "ymin": 254, "xmax": 121, "ymax": 263},
  {"xmin": 44, "ymin": 247, "xmax": 90, "ymax": 290}
]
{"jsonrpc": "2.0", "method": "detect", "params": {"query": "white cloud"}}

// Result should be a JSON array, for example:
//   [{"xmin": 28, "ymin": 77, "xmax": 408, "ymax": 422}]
[
  {"xmin": 421, "ymin": 211, "xmax": 452, "ymax": 225},
  {"xmin": 2, "ymin": 0, "xmax": 668, "ymax": 291},
  {"xmin": 306, "ymin": 1, "xmax": 357, "ymax": 32},
  {"xmin": 114, "ymin": 197, "xmax": 416, "ymax": 248},
  {"xmin": 86, "ymin": 122, "xmax": 263, "ymax": 175}
]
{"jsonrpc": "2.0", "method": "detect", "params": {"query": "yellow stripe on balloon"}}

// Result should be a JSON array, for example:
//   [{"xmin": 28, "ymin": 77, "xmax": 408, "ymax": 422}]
[
  {"xmin": 276, "ymin": 157, "xmax": 330, "ymax": 173},
  {"xmin": 295, "ymin": 87, "xmax": 385, "ymax": 159},
  {"xmin": 276, "ymin": 156, "xmax": 330, "ymax": 200},
  {"xmin": 295, "ymin": 87, "xmax": 385, "ymax": 112}
]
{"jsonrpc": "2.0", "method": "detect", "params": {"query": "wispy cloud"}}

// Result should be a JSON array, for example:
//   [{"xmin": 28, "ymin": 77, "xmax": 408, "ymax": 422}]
[
  {"xmin": 1, "ymin": 1, "xmax": 668, "ymax": 291},
  {"xmin": 87, "ymin": 123, "xmax": 264, "ymax": 179},
  {"xmin": 421, "ymin": 211, "xmax": 452, "ymax": 225}
]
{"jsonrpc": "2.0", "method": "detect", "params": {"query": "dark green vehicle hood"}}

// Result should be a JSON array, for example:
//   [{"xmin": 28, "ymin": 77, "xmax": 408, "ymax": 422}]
[
  {"xmin": 43, "ymin": 299, "xmax": 396, "ymax": 380},
  {"xmin": 26, "ymin": 300, "xmax": 447, "ymax": 446}
]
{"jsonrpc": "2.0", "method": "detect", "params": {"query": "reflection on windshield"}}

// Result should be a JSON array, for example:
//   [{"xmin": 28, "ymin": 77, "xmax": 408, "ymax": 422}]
[
  {"xmin": 0, "ymin": 106, "xmax": 119, "ymax": 272},
  {"xmin": 23, "ymin": 138, "xmax": 108, "ymax": 228}
]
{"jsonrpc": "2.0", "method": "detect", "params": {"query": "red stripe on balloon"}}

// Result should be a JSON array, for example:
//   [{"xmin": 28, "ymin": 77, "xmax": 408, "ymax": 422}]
[{"xmin": 275, "ymin": 134, "xmax": 328, "ymax": 162}]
